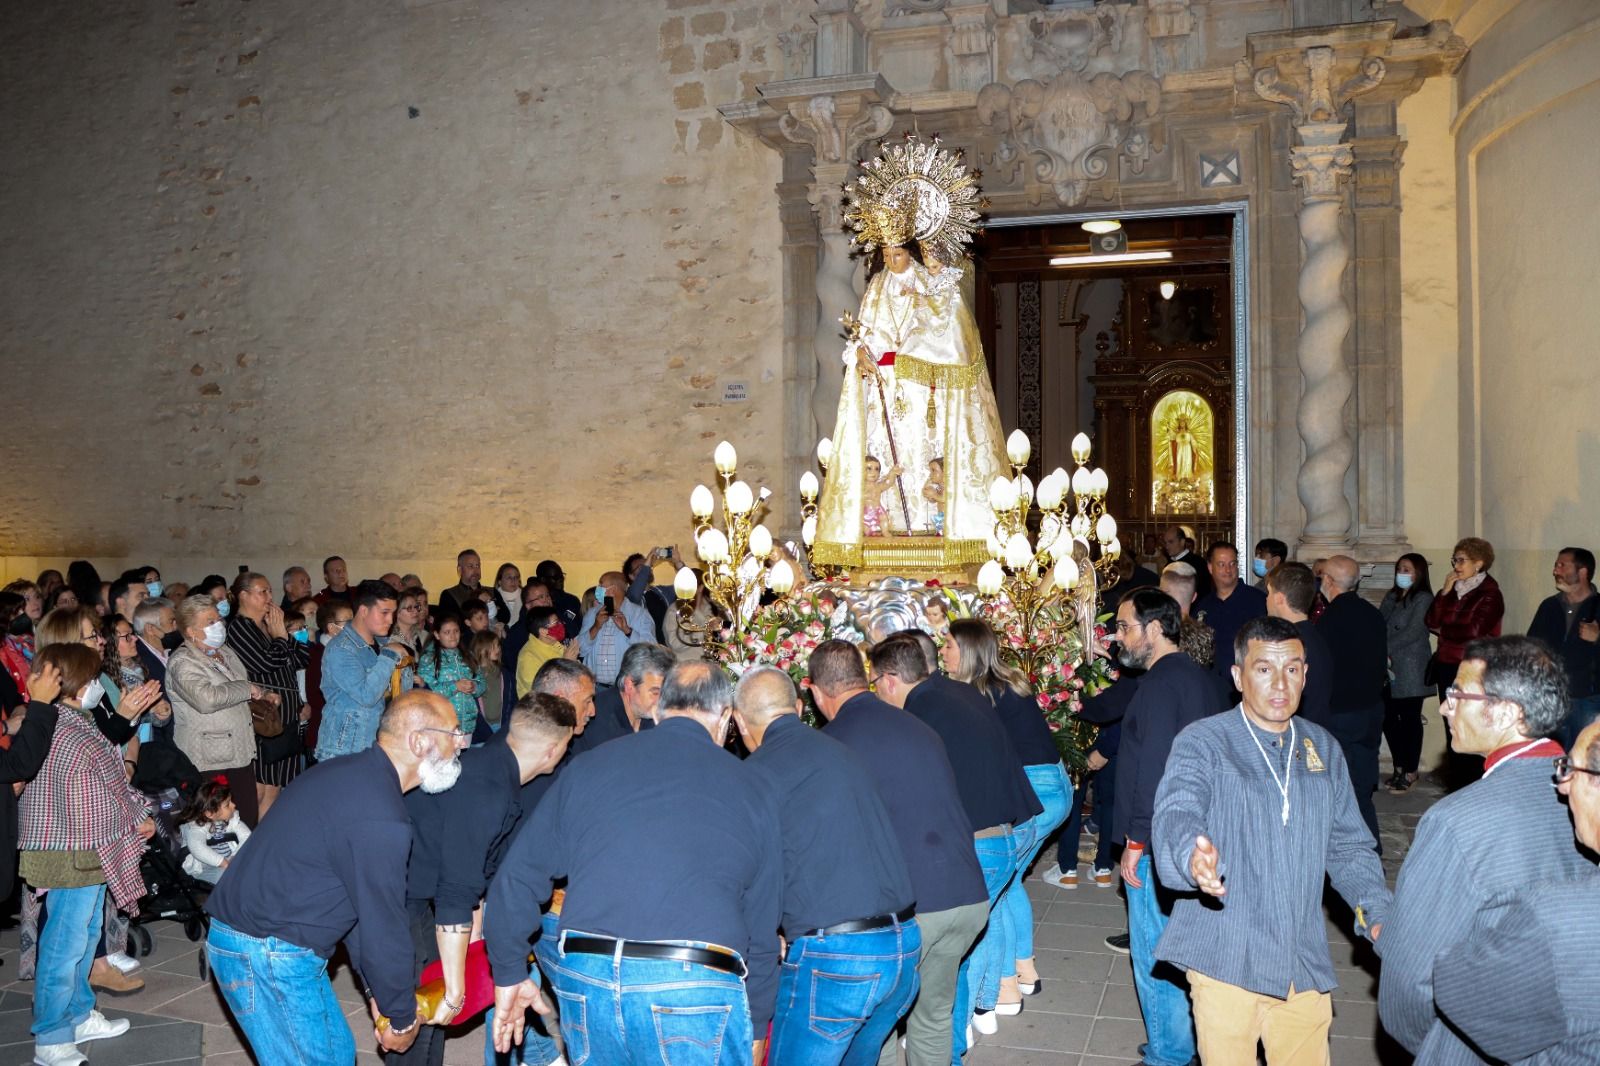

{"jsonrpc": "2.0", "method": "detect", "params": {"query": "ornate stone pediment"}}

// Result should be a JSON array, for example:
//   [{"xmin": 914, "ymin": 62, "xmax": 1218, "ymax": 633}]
[{"xmin": 976, "ymin": 69, "xmax": 1161, "ymax": 205}]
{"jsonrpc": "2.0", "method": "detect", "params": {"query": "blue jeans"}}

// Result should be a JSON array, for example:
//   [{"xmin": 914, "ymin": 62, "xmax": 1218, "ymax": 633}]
[
  {"xmin": 1126, "ymin": 855, "xmax": 1195, "ymax": 1066},
  {"xmin": 545, "ymin": 930, "xmax": 751, "ymax": 1065},
  {"xmin": 771, "ymin": 919, "xmax": 921, "ymax": 1065},
  {"xmin": 32, "ymin": 883, "xmax": 106, "ymax": 1045},
  {"xmin": 208, "ymin": 919, "xmax": 355, "ymax": 1066},
  {"xmin": 995, "ymin": 764, "xmax": 1072, "ymax": 979},
  {"xmin": 485, "ymin": 910, "xmax": 562, "ymax": 1066},
  {"xmin": 950, "ymin": 828, "xmax": 1015, "ymax": 1063}
]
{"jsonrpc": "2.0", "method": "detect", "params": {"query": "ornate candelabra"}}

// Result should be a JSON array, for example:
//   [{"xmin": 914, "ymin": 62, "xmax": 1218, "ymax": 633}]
[
  {"xmin": 975, "ymin": 430, "xmax": 1121, "ymax": 665},
  {"xmin": 674, "ymin": 440, "xmax": 796, "ymax": 654}
]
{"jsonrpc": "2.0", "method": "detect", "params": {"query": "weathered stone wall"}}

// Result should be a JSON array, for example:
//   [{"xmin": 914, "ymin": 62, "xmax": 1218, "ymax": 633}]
[{"xmin": 0, "ymin": 0, "xmax": 804, "ymax": 591}]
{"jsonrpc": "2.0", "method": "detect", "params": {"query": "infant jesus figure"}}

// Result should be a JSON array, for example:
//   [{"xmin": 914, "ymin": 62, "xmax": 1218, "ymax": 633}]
[{"xmin": 921, "ymin": 456, "xmax": 946, "ymax": 535}]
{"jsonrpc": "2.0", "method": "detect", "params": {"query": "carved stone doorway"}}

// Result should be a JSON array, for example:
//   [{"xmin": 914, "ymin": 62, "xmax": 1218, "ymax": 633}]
[{"xmin": 976, "ymin": 203, "xmax": 1251, "ymax": 551}]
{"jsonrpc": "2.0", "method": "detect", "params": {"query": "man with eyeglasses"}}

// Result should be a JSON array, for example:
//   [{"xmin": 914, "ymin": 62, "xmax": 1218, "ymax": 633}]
[
  {"xmin": 1429, "ymin": 719, "xmax": 1600, "ymax": 1064},
  {"xmin": 207, "ymin": 690, "xmax": 467, "ymax": 1065},
  {"xmin": 1379, "ymin": 636, "xmax": 1589, "ymax": 1063}
]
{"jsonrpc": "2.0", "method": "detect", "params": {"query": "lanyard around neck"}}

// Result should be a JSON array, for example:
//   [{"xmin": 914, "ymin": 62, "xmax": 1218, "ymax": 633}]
[{"xmin": 1241, "ymin": 707, "xmax": 1295, "ymax": 826}]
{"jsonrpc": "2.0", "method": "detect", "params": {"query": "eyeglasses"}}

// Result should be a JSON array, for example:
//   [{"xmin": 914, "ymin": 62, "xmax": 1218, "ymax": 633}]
[
  {"xmin": 1114, "ymin": 620, "xmax": 1145, "ymax": 634},
  {"xmin": 1443, "ymin": 687, "xmax": 1510, "ymax": 705},
  {"xmin": 81, "ymin": 631, "xmax": 106, "ymax": 645},
  {"xmin": 115, "ymin": 632, "xmax": 137, "ymax": 642},
  {"xmin": 1553, "ymin": 756, "xmax": 1600, "ymax": 784},
  {"xmin": 1450, "ymin": 556, "xmax": 1472, "ymax": 565},
  {"xmin": 417, "ymin": 726, "xmax": 469, "ymax": 741}
]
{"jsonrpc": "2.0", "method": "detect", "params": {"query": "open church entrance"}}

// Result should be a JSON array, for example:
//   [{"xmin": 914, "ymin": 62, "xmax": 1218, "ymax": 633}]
[{"xmin": 971, "ymin": 211, "xmax": 1240, "ymax": 566}]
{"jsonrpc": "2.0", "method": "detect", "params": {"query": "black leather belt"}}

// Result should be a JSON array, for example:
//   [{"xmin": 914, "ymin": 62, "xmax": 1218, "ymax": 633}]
[
  {"xmin": 797, "ymin": 905, "xmax": 916, "ymax": 940},
  {"xmin": 562, "ymin": 935, "xmax": 745, "ymax": 978}
]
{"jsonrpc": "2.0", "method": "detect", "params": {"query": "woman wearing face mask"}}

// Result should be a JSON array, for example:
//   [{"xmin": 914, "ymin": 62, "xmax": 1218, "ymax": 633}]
[
  {"xmin": 166, "ymin": 594, "xmax": 268, "ymax": 828},
  {"xmin": 104, "ymin": 615, "xmax": 174, "ymax": 764},
  {"xmin": 1380, "ymin": 553, "xmax": 1435, "ymax": 793},
  {"xmin": 303, "ymin": 602, "xmax": 353, "ymax": 767},
  {"xmin": 193, "ymin": 574, "xmax": 231, "ymax": 619},
  {"xmin": 513, "ymin": 607, "xmax": 577, "ymax": 699},
  {"xmin": 226, "ymin": 573, "xmax": 310, "ymax": 821},
  {"xmin": 17, "ymin": 642, "xmax": 155, "ymax": 1066}
]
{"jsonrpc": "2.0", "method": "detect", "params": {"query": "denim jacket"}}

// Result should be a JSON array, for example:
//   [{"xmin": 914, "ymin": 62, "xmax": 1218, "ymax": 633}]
[{"xmin": 316, "ymin": 626, "xmax": 399, "ymax": 761}]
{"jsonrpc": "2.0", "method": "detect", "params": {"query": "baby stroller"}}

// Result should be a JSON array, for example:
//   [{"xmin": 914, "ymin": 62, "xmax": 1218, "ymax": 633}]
[{"xmin": 125, "ymin": 741, "xmax": 214, "ymax": 980}]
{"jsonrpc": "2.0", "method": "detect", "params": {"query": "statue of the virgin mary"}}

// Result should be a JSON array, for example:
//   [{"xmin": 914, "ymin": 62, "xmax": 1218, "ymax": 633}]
[{"xmin": 812, "ymin": 136, "xmax": 1009, "ymax": 572}]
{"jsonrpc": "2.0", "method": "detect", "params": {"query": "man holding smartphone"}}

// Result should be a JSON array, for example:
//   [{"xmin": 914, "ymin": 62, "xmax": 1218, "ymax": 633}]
[{"xmin": 577, "ymin": 571, "xmax": 654, "ymax": 687}]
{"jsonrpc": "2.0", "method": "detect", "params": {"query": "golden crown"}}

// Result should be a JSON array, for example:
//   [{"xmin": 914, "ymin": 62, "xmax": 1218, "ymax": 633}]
[{"xmin": 843, "ymin": 135, "xmax": 985, "ymax": 264}]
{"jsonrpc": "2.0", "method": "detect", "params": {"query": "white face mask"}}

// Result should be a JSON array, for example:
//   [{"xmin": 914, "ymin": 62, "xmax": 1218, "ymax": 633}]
[
  {"xmin": 418, "ymin": 750, "xmax": 463, "ymax": 794},
  {"xmin": 77, "ymin": 679, "xmax": 105, "ymax": 708},
  {"xmin": 203, "ymin": 620, "xmax": 227, "ymax": 648}
]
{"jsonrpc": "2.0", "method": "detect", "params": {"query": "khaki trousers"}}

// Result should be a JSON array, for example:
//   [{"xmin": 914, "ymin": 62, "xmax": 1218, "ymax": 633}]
[
  {"xmin": 878, "ymin": 899, "xmax": 988, "ymax": 1066},
  {"xmin": 1188, "ymin": 970, "xmax": 1332, "ymax": 1066}
]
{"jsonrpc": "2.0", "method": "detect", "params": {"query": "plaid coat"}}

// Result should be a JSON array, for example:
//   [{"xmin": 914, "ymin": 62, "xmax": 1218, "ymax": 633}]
[{"xmin": 18, "ymin": 704, "xmax": 150, "ymax": 910}]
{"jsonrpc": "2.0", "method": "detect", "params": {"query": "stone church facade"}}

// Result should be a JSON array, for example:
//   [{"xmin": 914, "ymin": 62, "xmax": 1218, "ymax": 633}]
[{"xmin": 1, "ymin": 0, "xmax": 1594, "ymax": 626}]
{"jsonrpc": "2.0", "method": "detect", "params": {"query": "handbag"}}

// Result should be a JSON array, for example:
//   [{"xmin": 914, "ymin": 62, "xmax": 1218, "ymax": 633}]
[
  {"xmin": 249, "ymin": 696, "xmax": 284, "ymax": 739},
  {"xmin": 1422, "ymin": 652, "xmax": 1441, "ymax": 689}
]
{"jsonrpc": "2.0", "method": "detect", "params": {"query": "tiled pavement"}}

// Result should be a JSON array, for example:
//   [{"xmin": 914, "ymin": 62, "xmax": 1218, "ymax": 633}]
[{"xmin": 0, "ymin": 776, "xmax": 1439, "ymax": 1066}]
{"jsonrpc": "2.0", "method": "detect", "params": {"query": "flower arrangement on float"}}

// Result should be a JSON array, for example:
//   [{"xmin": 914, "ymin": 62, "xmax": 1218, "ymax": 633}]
[{"xmin": 672, "ymin": 435, "xmax": 1122, "ymax": 771}]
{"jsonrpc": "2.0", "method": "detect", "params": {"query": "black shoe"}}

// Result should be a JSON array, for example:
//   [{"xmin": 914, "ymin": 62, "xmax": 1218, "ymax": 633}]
[{"xmin": 1105, "ymin": 931, "xmax": 1131, "ymax": 954}]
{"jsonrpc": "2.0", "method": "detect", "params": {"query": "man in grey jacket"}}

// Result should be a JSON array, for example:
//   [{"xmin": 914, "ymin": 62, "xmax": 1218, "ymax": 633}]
[
  {"xmin": 1431, "ymin": 719, "xmax": 1600, "ymax": 1065},
  {"xmin": 1153, "ymin": 615, "xmax": 1390, "ymax": 1065},
  {"xmin": 1380, "ymin": 637, "xmax": 1589, "ymax": 1063}
]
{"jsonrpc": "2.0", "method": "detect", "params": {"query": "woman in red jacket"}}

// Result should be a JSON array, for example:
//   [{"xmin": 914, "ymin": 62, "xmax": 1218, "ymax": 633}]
[{"xmin": 1425, "ymin": 536, "xmax": 1505, "ymax": 787}]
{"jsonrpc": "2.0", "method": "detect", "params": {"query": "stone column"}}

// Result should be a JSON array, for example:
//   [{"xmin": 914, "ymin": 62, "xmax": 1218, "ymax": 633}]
[
  {"xmin": 768, "ymin": 77, "xmax": 894, "ymax": 441},
  {"xmin": 1255, "ymin": 46, "xmax": 1384, "ymax": 555}
]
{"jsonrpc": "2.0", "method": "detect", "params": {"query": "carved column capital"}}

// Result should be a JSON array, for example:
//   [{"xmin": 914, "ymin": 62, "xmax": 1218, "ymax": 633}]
[
  {"xmin": 776, "ymin": 87, "xmax": 893, "ymax": 168},
  {"xmin": 1290, "ymin": 129, "xmax": 1355, "ymax": 202},
  {"xmin": 1253, "ymin": 45, "xmax": 1386, "ymax": 128}
]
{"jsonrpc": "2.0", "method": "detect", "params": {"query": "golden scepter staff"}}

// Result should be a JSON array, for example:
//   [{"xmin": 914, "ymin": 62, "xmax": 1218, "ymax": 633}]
[{"xmin": 841, "ymin": 310, "xmax": 914, "ymax": 533}]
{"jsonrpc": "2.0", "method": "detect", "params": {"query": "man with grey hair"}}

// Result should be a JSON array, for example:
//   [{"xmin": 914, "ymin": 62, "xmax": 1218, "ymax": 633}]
[
  {"xmin": 485, "ymin": 660, "xmax": 782, "ymax": 1065},
  {"xmin": 570, "ymin": 642, "xmax": 675, "ymax": 758},
  {"xmin": 1315, "ymin": 554, "xmax": 1388, "ymax": 845},
  {"xmin": 1378, "ymin": 636, "xmax": 1589, "ymax": 1063},
  {"xmin": 1430, "ymin": 719, "xmax": 1600, "ymax": 1064},
  {"xmin": 280, "ymin": 566, "xmax": 312, "ymax": 611},
  {"xmin": 733, "ymin": 666, "xmax": 918, "ymax": 1064},
  {"xmin": 513, "ymin": 658, "xmax": 598, "ymax": 813}
]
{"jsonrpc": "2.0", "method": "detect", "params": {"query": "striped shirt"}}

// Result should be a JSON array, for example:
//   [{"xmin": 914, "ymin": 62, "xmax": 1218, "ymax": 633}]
[{"xmin": 1152, "ymin": 707, "xmax": 1391, "ymax": 997}]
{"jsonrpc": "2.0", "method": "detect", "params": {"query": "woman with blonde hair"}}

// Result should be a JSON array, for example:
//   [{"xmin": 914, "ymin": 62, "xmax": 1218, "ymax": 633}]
[
  {"xmin": 942, "ymin": 617, "xmax": 1071, "ymax": 1022},
  {"xmin": 166, "ymin": 595, "xmax": 267, "ymax": 827}
]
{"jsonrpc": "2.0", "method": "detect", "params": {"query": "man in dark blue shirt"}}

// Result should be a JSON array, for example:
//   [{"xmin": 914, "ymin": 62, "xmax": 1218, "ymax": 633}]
[
  {"xmin": 395, "ymin": 693, "xmax": 576, "ymax": 1066},
  {"xmin": 567, "ymin": 642, "xmax": 672, "ymax": 758},
  {"xmin": 206, "ymin": 691, "xmax": 466, "ymax": 1064},
  {"xmin": 514, "ymin": 658, "xmax": 597, "ymax": 815},
  {"xmin": 732, "ymin": 665, "xmax": 918, "ymax": 1064},
  {"xmin": 483, "ymin": 661, "xmax": 782, "ymax": 1064},
  {"xmin": 810, "ymin": 640, "xmax": 989, "ymax": 1066},
  {"xmin": 1112, "ymin": 589, "xmax": 1225, "ymax": 1066},
  {"xmin": 1193, "ymin": 541, "xmax": 1267, "ymax": 696},
  {"xmin": 870, "ymin": 631, "xmax": 1039, "ymax": 1060}
]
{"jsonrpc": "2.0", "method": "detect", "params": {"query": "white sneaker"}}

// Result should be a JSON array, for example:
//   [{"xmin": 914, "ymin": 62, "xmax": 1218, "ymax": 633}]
[
  {"xmin": 33, "ymin": 1043, "xmax": 87, "ymax": 1066},
  {"xmin": 972, "ymin": 1009, "xmax": 999, "ymax": 1036},
  {"xmin": 1041, "ymin": 862, "xmax": 1079, "ymax": 889},
  {"xmin": 104, "ymin": 951, "xmax": 141, "ymax": 975},
  {"xmin": 72, "ymin": 1011, "xmax": 130, "ymax": 1044}
]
